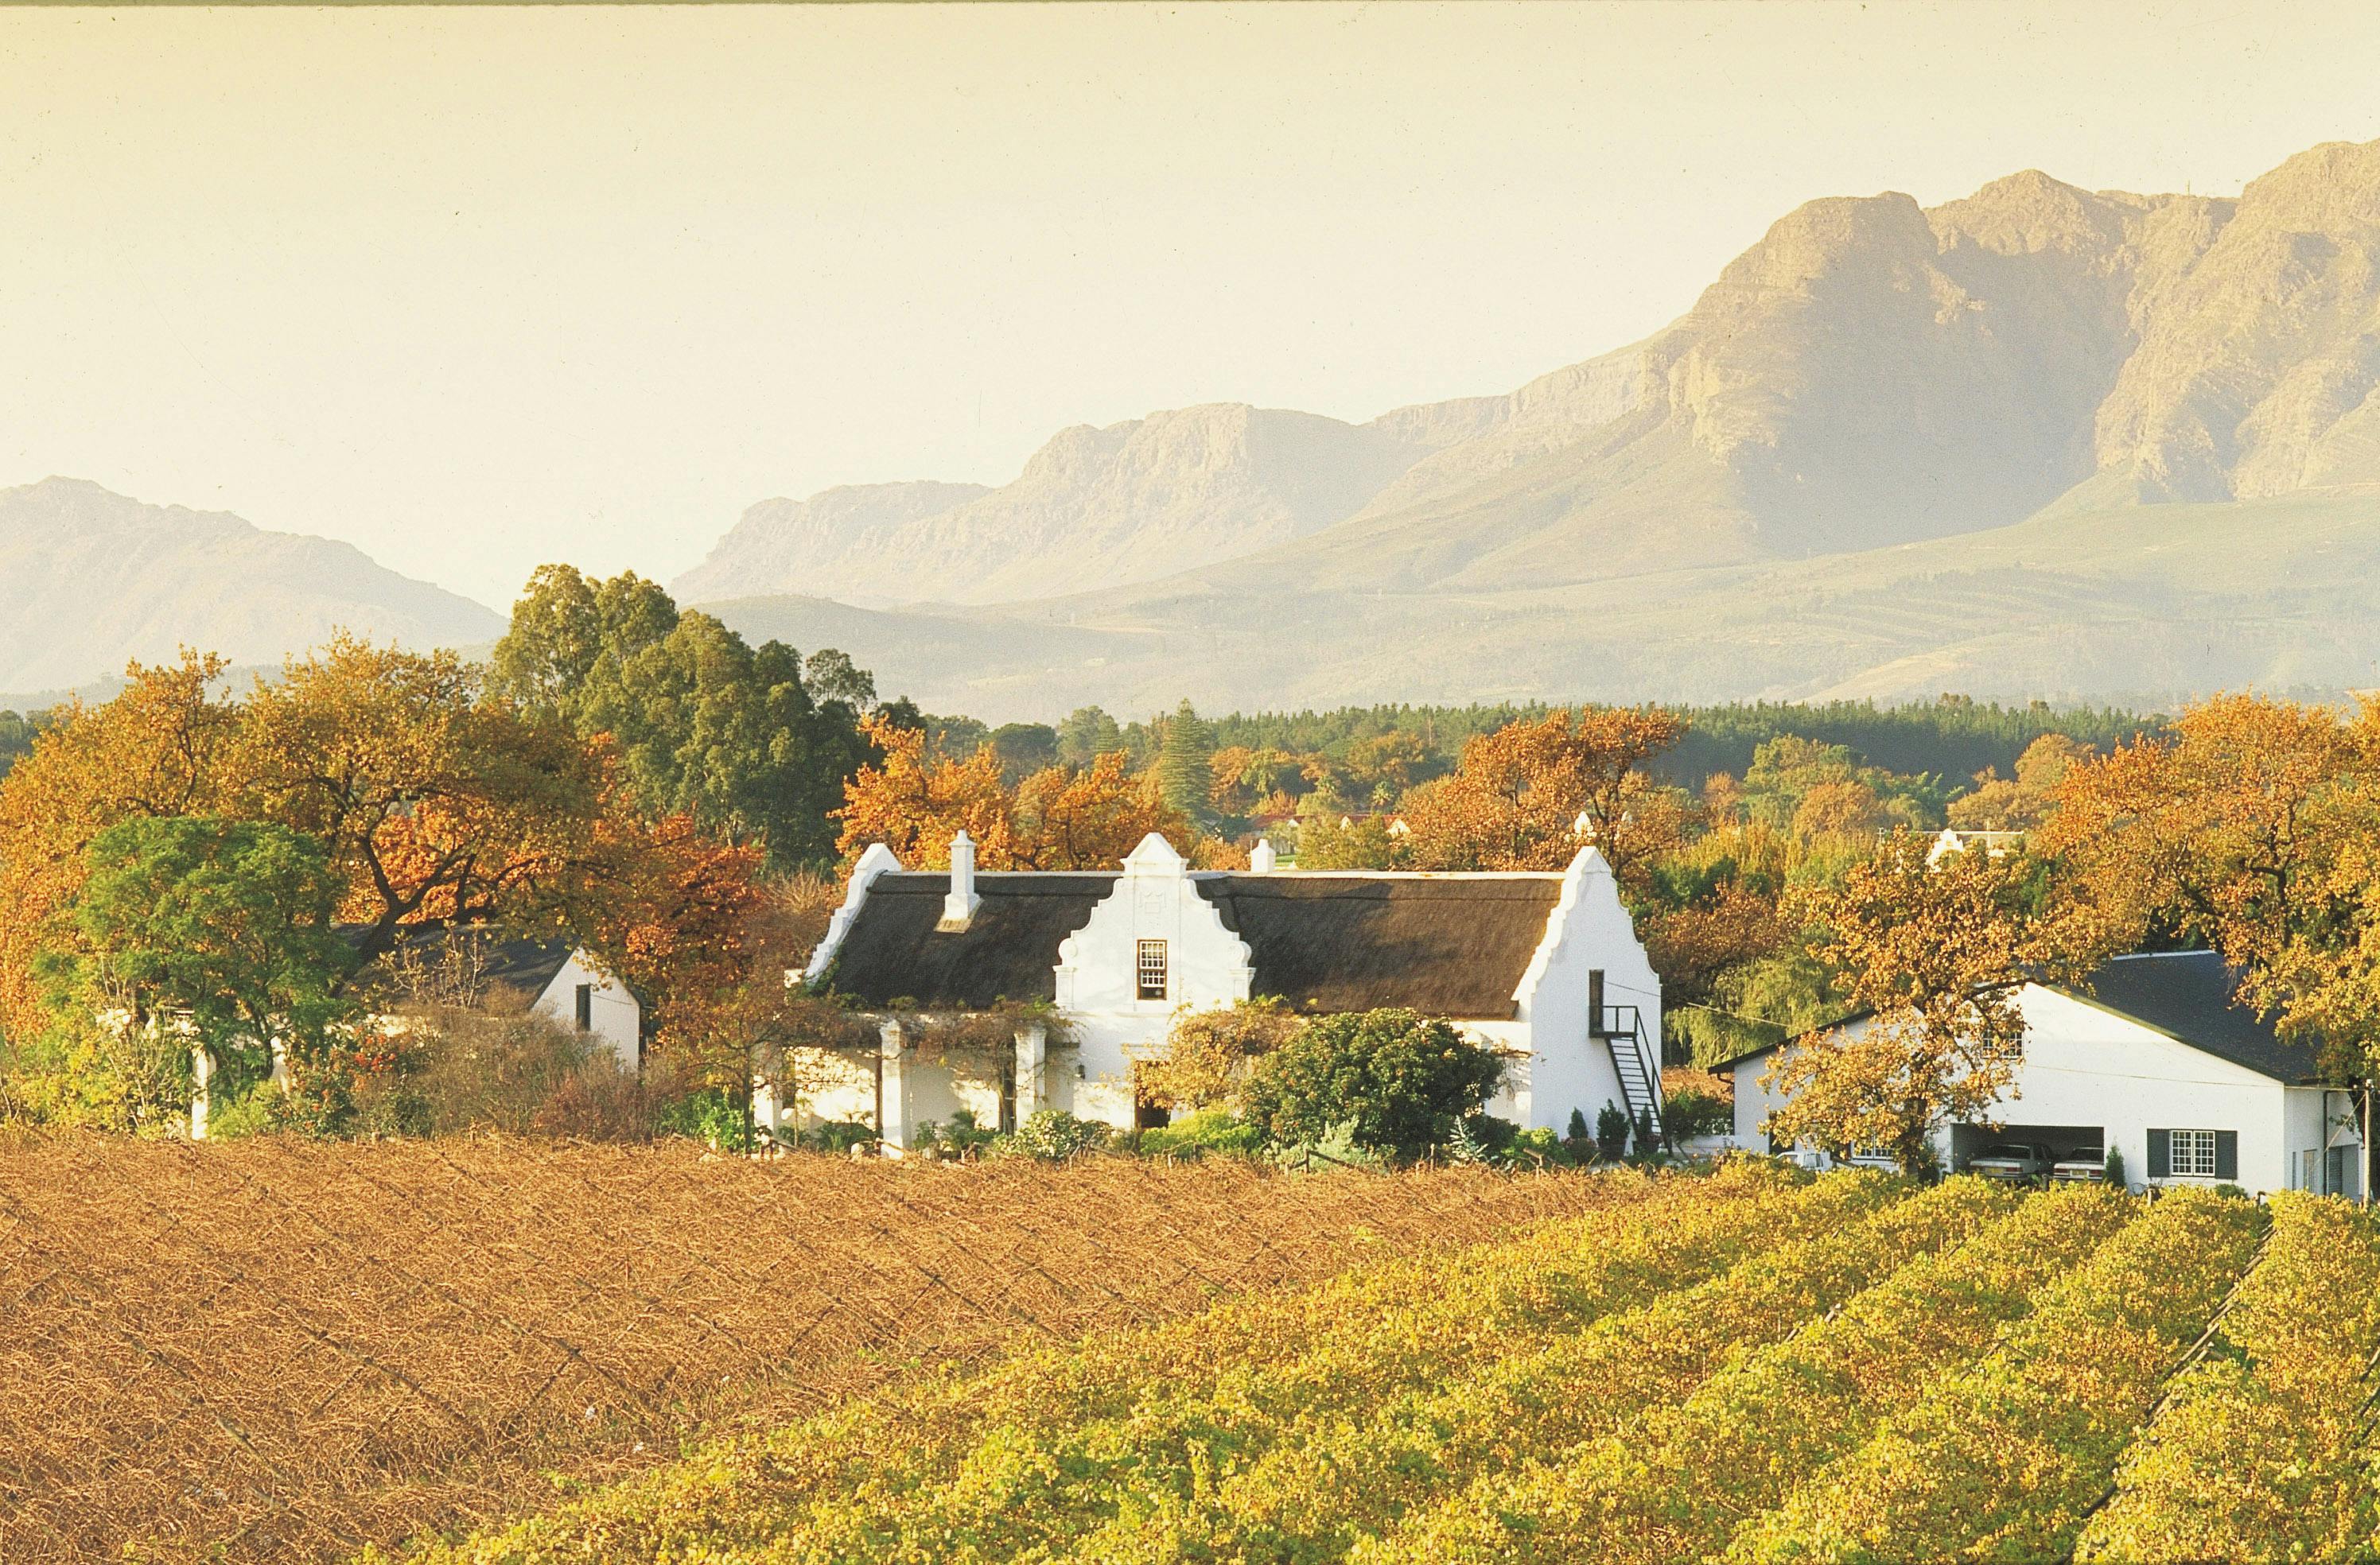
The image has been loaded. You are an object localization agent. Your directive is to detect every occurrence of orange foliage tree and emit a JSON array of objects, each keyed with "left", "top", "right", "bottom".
[
  {"left": 2036, "top": 693, "right": 2366, "bottom": 981},
  {"left": 1764, "top": 829, "right": 2085, "bottom": 1171},
  {"left": 834, "top": 715, "right": 1201, "bottom": 870},
  {"left": 224, "top": 638, "right": 608, "bottom": 969},
  {"left": 2038, "top": 693, "right": 2380, "bottom": 1075},
  {"left": 1398, "top": 706, "right": 1690, "bottom": 884}
]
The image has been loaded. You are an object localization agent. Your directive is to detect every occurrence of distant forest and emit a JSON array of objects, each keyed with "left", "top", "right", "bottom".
[
  {"left": 926, "top": 697, "right": 2165, "bottom": 798},
  {"left": 2, "top": 687, "right": 2164, "bottom": 806}
]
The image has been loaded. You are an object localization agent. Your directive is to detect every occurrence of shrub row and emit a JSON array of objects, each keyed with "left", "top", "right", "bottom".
[
  {"left": 1735, "top": 1185, "right": 2266, "bottom": 1563},
  {"left": 1363, "top": 1180, "right": 2138, "bottom": 1564},
  {"left": 771, "top": 1162, "right": 1865, "bottom": 1563},
  {"left": 2076, "top": 1192, "right": 2380, "bottom": 1563},
  {"left": 1065, "top": 1175, "right": 2015, "bottom": 1563}
]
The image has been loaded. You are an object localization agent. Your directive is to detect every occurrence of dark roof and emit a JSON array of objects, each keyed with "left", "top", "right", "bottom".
[
  {"left": 348, "top": 922, "right": 578, "bottom": 1001},
  {"left": 1720, "top": 950, "right": 2322, "bottom": 1085},
  {"left": 1195, "top": 874, "right": 1561, "bottom": 1020},
  {"left": 825, "top": 872, "right": 1118, "bottom": 1009},
  {"left": 2064, "top": 951, "right": 2322, "bottom": 1083}
]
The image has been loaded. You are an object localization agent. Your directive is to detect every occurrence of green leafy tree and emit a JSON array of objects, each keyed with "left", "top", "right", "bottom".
[
  {"left": 1241, "top": 1008, "right": 1507, "bottom": 1163},
  {"left": 33, "top": 816, "right": 355, "bottom": 1116},
  {"left": 990, "top": 723, "right": 1061, "bottom": 782},
  {"left": 491, "top": 565, "right": 877, "bottom": 871},
  {"left": 1058, "top": 705, "right": 1126, "bottom": 767},
  {"left": 1155, "top": 701, "right": 1217, "bottom": 825}
]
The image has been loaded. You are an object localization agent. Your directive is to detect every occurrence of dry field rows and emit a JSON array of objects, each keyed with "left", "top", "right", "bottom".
[{"left": 0, "top": 1136, "right": 1614, "bottom": 1563}]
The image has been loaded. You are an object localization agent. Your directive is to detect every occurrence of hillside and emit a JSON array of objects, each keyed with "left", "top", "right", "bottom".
[
  {"left": 706, "top": 485, "right": 2380, "bottom": 720},
  {"left": 0, "top": 478, "right": 504, "bottom": 692}
]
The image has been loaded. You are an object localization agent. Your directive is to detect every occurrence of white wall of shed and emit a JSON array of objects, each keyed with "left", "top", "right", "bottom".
[{"left": 532, "top": 950, "right": 640, "bottom": 1069}]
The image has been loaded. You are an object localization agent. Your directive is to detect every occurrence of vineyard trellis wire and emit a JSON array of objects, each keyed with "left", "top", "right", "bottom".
[{"left": 0, "top": 1133, "right": 1616, "bottom": 1563}]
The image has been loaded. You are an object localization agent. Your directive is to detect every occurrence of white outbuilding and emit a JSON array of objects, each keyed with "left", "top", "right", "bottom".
[
  {"left": 788, "top": 831, "right": 1666, "bottom": 1154},
  {"left": 1727, "top": 949, "right": 2364, "bottom": 1198}
]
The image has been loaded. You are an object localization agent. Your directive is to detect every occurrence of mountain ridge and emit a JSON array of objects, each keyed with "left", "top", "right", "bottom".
[{"left": 0, "top": 477, "right": 505, "bottom": 693}]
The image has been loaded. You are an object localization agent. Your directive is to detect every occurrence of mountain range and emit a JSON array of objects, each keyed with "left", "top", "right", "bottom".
[
  {"left": 12, "top": 137, "right": 2380, "bottom": 720},
  {"left": 676, "top": 137, "right": 2380, "bottom": 718}
]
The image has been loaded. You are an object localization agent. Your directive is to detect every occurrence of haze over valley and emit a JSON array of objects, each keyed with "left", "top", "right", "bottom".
[{"left": 20, "top": 136, "right": 2380, "bottom": 720}]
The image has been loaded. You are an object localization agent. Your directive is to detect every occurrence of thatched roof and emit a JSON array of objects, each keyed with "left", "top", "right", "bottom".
[
  {"left": 823, "top": 871, "right": 1118, "bottom": 1009},
  {"left": 1195, "top": 875, "right": 1561, "bottom": 1019},
  {"left": 822, "top": 868, "right": 1566, "bottom": 1019}
]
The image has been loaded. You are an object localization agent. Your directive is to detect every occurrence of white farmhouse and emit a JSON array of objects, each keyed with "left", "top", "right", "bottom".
[
  {"left": 787, "top": 830, "right": 1664, "bottom": 1153},
  {"left": 1727, "top": 950, "right": 2364, "bottom": 1198}
]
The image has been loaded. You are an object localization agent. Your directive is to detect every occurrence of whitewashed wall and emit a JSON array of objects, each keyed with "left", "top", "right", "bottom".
[
  {"left": 1054, "top": 833, "right": 1254, "bottom": 1130},
  {"left": 1735, "top": 988, "right": 2355, "bottom": 1197},
  {"left": 1511, "top": 848, "right": 1657, "bottom": 1136},
  {"left": 531, "top": 950, "right": 640, "bottom": 1069}
]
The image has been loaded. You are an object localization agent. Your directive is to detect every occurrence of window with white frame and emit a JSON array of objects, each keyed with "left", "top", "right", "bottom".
[
  {"left": 2167, "top": 1128, "right": 2219, "bottom": 1177},
  {"left": 1137, "top": 939, "right": 1169, "bottom": 1001}
]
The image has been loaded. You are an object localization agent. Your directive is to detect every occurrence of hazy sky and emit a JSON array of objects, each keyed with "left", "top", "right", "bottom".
[{"left": 4, "top": 2, "right": 2378, "bottom": 609}]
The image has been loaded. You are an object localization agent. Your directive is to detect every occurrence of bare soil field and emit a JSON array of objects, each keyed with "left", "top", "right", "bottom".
[{"left": 0, "top": 1135, "right": 1615, "bottom": 1563}]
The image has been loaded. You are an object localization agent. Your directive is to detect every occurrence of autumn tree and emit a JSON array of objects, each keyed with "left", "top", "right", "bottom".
[
  {"left": 834, "top": 714, "right": 1198, "bottom": 871},
  {"left": 1398, "top": 705, "right": 1690, "bottom": 885},
  {"left": 1008, "top": 753, "right": 1187, "bottom": 870},
  {"left": 2036, "top": 694, "right": 2367, "bottom": 977},
  {"left": 2036, "top": 695, "right": 2380, "bottom": 1099},
  {"left": 1947, "top": 733, "right": 2093, "bottom": 831},
  {"left": 225, "top": 637, "right": 606, "bottom": 970},
  {"left": 833, "top": 715, "right": 1013, "bottom": 868},
  {"left": 0, "top": 652, "right": 240, "bottom": 1039},
  {"left": 1763, "top": 829, "right": 2082, "bottom": 1172},
  {"left": 1131, "top": 998, "right": 1301, "bottom": 1113}
]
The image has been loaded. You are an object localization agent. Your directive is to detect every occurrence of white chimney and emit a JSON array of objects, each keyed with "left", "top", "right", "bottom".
[
  {"left": 1250, "top": 838, "right": 1278, "bottom": 873},
  {"left": 939, "top": 829, "right": 982, "bottom": 930}
]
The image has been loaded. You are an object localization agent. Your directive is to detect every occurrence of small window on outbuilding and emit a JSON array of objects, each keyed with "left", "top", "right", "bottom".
[
  {"left": 574, "top": 983, "right": 593, "bottom": 1033},
  {"left": 1137, "top": 939, "right": 1169, "bottom": 1001}
]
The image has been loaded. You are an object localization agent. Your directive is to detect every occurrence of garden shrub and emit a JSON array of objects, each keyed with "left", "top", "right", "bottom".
[{"left": 1241, "top": 1008, "right": 1505, "bottom": 1163}]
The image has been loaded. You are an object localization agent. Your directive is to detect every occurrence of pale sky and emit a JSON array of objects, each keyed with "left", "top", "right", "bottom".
[{"left": 4, "top": 2, "right": 2378, "bottom": 609}]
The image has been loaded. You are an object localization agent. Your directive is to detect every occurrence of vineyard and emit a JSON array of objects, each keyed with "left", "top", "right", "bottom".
[
  {"left": 427, "top": 1164, "right": 2380, "bottom": 1565},
  {"left": 0, "top": 1136, "right": 1613, "bottom": 1563}
]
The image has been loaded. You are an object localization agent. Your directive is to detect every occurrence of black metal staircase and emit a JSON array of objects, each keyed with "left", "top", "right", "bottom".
[{"left": 1589, "top": 969, "right": 1663, "bottom": 1150}]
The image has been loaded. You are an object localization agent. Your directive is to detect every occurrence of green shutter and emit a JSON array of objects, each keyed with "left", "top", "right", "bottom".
[
  {"left": 2215, "top": 1130, "right": 2238, "bottom": 1182},
  {"left": 2148, "top": 1128, "right": 2171, "bottom": 1179}
]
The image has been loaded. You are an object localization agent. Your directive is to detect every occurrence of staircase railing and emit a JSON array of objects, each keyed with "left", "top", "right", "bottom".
[{"left": 1593, "top": 1003, "right": 1665, "bottom": 1150}]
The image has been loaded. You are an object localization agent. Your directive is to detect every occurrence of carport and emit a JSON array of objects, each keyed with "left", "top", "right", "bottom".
[{"left": 1951, "top": 1122, "right": 2103, "bottom": 1171}]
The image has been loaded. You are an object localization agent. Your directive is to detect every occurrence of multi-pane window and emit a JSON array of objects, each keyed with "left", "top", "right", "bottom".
[
  {"left": 2168, "top": 1128, "right": 2218, "bottom": 1177},
  {"left": 1137, "top": 939, "right": 1169, "bottom": 1001},
  {"left": 2149, "top": 1127, "right": 2234, "bottom": 1179}
]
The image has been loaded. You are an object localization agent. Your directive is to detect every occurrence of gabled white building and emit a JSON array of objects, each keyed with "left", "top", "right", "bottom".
[
  {"left": 789, "top": 831, "right": 1664, "bottom": 1153},
  {"left": 188, "top": 925, "right": 641, "bottom": 1138},
  {"left": 1728, "top": 950, "right": 2363, "bottom": 1198}
]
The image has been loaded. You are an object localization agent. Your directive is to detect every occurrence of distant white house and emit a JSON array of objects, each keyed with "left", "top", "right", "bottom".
[
  {"left": 185, "top": 924, "right": 642, "bottom": 1139},
  {"left": 788, "top": 830, "right": 1665, "bottom": 1154},
  {"left": 1727, "top": 950, "right": 2363, "bottom": 1198},
  {"left": 1926, "top": 827, "right": 2024, "bottom": 865}
]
